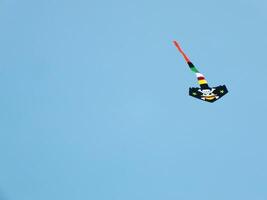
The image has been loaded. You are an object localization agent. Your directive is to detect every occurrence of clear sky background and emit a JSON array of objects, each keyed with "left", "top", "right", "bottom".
[{"left": 0, "top": 0, "right": 267, "bottom": 199}]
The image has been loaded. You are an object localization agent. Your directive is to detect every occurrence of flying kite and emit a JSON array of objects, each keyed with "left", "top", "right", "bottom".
[{"left": 173, "top": 41, "right": 228, "bottom": 103}]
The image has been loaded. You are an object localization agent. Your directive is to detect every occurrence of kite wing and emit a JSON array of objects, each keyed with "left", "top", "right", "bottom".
[{"left": 189, "top": 85, "right": 228, "bottom": 103}]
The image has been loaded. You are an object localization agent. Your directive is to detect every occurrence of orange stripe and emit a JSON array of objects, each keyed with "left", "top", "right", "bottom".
[{"left": 173, "top": 41, "right": 190, "bottom": 62}]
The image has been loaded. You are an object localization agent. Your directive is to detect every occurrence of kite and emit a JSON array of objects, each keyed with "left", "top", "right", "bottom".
[{"left": 173, "top": 41, "right": 228, "bottom": 103}]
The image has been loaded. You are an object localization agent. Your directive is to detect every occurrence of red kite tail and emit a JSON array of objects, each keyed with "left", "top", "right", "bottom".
[{"left": 173, "top": 40, "right": 190, "bottom": 63}]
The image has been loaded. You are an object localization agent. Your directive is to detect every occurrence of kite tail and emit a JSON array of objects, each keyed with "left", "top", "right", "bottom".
[{"left": 173, "top": 41, "right": 209, "bottom": 89}]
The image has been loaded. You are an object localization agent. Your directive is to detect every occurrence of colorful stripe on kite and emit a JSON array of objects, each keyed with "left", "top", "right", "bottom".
[{"left": 173, "top": 41, "right": 209, "bottom": 88}]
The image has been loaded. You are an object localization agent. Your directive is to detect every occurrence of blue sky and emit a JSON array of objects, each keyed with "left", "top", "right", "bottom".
[{"left": 1, "top": 0, "right": 267, "bottom": 199}]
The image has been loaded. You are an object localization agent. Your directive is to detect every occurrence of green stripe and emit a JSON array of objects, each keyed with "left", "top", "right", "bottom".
[
  {"left": 188, "top": 62, "right": 199, "bottom": 73},
  {"left": 191, "top": 67, "right": 199, "bottom": 73}
]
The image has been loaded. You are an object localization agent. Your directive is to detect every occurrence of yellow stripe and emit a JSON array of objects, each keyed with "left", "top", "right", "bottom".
[{"left": 198, "top": 80, "right": 208, "bottom": 85}]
